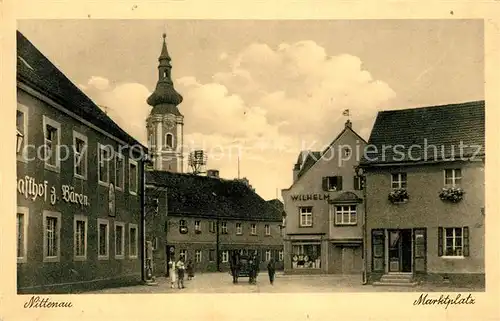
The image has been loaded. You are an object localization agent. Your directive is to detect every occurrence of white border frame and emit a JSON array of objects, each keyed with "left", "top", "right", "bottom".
[
  {"left": 97, "top": 218, "right": 110, "bottom": 260},
  {"left": 73, "top": 214, "right": 88, "bottom": 261},
  {"left": 16, "top": 206, "right": 29, "bottom": 263},
  {"left": 42, "top": 210, "right": 61, "bottom": 263},
  {"left": 73, "top": 130, "right": 88, "bottom": 180},
  {"left": 42, "top": 115, "right": 61, "bottom": 173}
]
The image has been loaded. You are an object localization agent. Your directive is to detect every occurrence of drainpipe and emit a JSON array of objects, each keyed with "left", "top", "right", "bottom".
[
  {"left": 140, "top": 154, "right": 147, "bottom": 283},
  {"left": 361, "top": 168, "right": 368, "bottom": 285}
]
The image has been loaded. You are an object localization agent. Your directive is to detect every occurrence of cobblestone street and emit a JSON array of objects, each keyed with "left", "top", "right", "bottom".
[{"left": 84, "top": 272, "right": 484, "bottom": 294}]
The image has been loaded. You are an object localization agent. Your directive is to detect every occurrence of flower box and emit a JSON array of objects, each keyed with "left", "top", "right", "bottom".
[
  {"left": 439, "top": 187, "right": 464, "bottom": 203},
  {"left": 388, "top": 188, "right": 409, "bottom": 204}
]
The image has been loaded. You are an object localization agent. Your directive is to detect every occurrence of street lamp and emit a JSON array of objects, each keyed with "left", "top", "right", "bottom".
[{"left": 16, "top": 130, "right": 24, "bottom": 155}]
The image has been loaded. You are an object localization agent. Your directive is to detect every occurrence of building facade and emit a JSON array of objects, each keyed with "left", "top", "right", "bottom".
[
  {"left": 361, "top": 101, "right": 485, "bottom": 286},
  {"left": 282, "top": 120, "right": 367, "bottom": 274},
  {"left": 146, "top": 171, "right": 284, "bottom": 276},
  {"left": 16, "top": 31, "right": 147, "bottom": 293}
]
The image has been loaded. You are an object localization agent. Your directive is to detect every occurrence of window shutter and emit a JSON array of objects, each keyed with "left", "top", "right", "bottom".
[
  {"left": 322, "top": 177, "right": 328, "bottom": 191},
  {"left": 353, "top": 176, "right": 359, "bottom": 190},
  {"left": 337, "top": 176, "right": 343, "bottom": 191},
  {"left": 463, "top": 226, "right": 470, "bottom": 257},
  {"left": 438, "top": 227, "right": 443, "bottom": 257}
]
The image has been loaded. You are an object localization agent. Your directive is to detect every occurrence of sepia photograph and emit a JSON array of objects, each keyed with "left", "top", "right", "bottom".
[{"left": 14, "top": 19, "right": 486, "bottom": 296}]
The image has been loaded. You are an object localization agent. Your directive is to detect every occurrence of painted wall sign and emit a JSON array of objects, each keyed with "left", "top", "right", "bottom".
[
  {"left": 290, "top": 194, "right": 330, "bottom": 201},
  {"left": 17, "top": 175, "right": 89, "bottom": 206}
]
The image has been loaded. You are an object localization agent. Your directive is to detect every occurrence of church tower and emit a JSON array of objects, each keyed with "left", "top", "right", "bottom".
[{"left": 146, "top": 33, "right": 184, "bottom": 172}]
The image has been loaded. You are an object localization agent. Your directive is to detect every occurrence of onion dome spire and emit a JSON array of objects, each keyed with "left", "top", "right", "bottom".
[{"left": 147, "top": 32, "right": 183, "bottom": 115}]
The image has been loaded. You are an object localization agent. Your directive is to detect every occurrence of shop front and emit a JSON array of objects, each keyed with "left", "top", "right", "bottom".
[{"left": 291, "top": 242, "right": 322, "bottom": 270}]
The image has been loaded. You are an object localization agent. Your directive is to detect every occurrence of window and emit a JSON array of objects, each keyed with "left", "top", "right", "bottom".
[
  {"left": 354, "top": 176, "right": 364, "bottom": 190},
  {"left": 129, "top": 159, "right": 138, "bottom": 195},
  {"left": 291, "top": 243, "right": 321, "bottom": 269},
  {"left": 98, "top": 144, "right": 111, "bottom": 185},
  {"left": 43, "top": 116, "right": 61, "bottom": 171},
  {"left": 16, "top": 207, "right": 29, "bottom": 263},
  {"left": 195, "top": 250, "right": 202, "bottom": 263},
  {"left": 322, "top": 176, "right": 343, "bottom": 191},
  {"left": 299, "top": 207, "right": 313, "bottom": 227},
  {"left": 43, "top": 211, "right": 61, "bottom": 262},
  {"left": 194, "top": 220, "right": 201, "bottom": 233},
  {"left": 343, "top": 147, "right": 351, "bottom": 157},
  {"left": 335, "top": 205, "right": 357, "bottom": 225},
  {"left": 266, "top": 250, "right": 272, "bottom": 261},
  {"left": 209, "top": 249, "right": 215, "bottom": 262},
  {"left": 391, "top": 173, "right": 407, "bottom": 189},
  {"left": 180, "top": 249, "right": 187, "bottom": 260},
  {"left": 444, "top": 169, "right": 462, "bottom": 186},
  {"left": 129, "top": 224, "right": 138, "bottom": 258},
  {"left": 115, "top": 153, "right": 124, "bottom": 190},
  {"left": 439, "top": 227, "right": 469, "bottom": 257},
  {"left": 165, "top": 133, "right": 174, "bottom": 149},
  {"left": 251, "top": 224, "right": 257, "bottom": 235},
  {"left": 279, "top": 250, "right": 284, "bottom": 262},
  {"left": 17, "top": 104, "right": 28, "bottom": 161},
  {"left": 73, "top": 131, "right": 88, "bottom": 179},
  {"left": 209, "top": 221, "right": 216, "bottom": 233},
  {"left": 179, "top": 219, "right": 188, "bottom": 234},
  {"left": 222, "top": 250, "right": 229, "bottom": 263},
  {"left": 74, "top": 215, "right": 88, "bottom": 261},
  {"left": 115, "top": 222, "right": 125, "bottom": 259},
  {"left": 221, "top": 221, "right": 228, "bottom": 234},
  {"left": 265, "top": 224, "right": 271, "bottom": 236},
  {"left": 236, "top": 223, "right": 242, "bottom": 235},
  {"left": 98, "top": 219, "right": 109, "bottom": 260}
]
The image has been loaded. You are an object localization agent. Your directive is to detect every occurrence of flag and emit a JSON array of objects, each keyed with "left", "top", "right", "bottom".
[{"left": 342, "top": 109, "right": 350, "bottom": 116}]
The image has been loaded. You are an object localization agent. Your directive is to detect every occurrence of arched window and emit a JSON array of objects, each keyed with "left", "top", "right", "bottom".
[{"left": 164, "top": 133, "right": 174, "bottom": 149}]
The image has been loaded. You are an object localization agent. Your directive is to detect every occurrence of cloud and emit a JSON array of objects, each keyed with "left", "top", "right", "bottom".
[{"left": 87, "top": 76, "right": 110, "bottom": 91}]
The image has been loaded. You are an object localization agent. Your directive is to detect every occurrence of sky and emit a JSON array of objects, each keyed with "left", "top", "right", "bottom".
[{"left": 17, "top": 19, "right": 484, "bottom": 201}]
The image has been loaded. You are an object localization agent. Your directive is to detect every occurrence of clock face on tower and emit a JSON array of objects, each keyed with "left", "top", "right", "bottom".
[{"left": 165, "top": 119, "right": 175, "bottom": 130}]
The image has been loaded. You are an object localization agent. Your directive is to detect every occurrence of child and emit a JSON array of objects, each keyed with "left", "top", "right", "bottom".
[
  {"left": 168, "top": 259, "right": 177, "bottom": 289},
  {"left": 176, "top": 256, "right": 186, "bottom": 289},
  {"left": 187, "top": 260, "right": 194, "bottom": 280}
]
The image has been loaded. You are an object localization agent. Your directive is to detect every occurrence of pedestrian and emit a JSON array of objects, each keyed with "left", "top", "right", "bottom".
[
  {"left": 176, "top": 256, "right": 186, "bottom": 289},
  {"left": 186, "top": 260, "right": 194, "bottom": 280},
  {"left": 267, "top": 258, "right": 276, "bottom": 285},
  {"left": 168, "top": 259, "right": 177, "bottom": 289},
  {"left": 248, "top": 256, "right": 254, "bottom": 284}
]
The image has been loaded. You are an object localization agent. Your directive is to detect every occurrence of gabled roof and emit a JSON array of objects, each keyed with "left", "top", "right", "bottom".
[
  {"left": 16, "top": 31, "right": 146, "bottom": 148},
  {"left": 360, "top": 100, "right": 485, "bottom": 166},
  {"left": 296, "top": 151, "right": 321, "bottom": 178},
  {"left": 146, "top": 171, "right": 282, "bottom": 222}
]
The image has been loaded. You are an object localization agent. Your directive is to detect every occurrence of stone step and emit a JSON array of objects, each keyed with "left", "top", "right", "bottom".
[
  {"left": 380, "top": 275, "right": 413, "bottom": 282},
  {"left": 380, "top": 277, "right": 414, "bottom": 283}
]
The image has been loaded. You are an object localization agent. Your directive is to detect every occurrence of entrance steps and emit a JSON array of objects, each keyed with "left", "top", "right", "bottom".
[{"left": 373, "top": 273, "right": 418, "bottom": 287}]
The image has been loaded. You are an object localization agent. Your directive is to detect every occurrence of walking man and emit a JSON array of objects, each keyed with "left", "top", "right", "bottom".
[{"left": 267, "top": 258, "right": 276, "bottom": 285}]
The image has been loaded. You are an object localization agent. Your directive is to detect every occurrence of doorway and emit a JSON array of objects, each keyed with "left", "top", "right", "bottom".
[{"left": 388, "top": 229, "right": 412, "bottom": 273}]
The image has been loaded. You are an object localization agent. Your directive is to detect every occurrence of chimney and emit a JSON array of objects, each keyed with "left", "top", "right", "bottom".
[
  {"left": 345, "top": 119, "right": 352, "bottom": 129},
  {"left": 207, "top": 169, "right": 219, "bottom": 178}
]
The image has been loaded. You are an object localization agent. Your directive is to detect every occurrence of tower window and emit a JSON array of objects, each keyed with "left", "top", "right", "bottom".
[
  {"left": 163, "top": 71, "right": 167, "bottom": 78},
  {"left": 164, "top": 133, "right": 174, "bottom": 149}
]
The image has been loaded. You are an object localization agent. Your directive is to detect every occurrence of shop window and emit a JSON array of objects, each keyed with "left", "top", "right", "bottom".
[
  {"left": 391, "top": 173, "right": 407, "bottom": 189},
  {"left": 322, "top": 176, "right": 342, "bottom": 191},
  {"left": 335, "top": 205, "right": 357, "bottom": 225},
  {"left": 371, "top": 229, "right": 385, "bottom": 272},
  {"left": 74, "top": 215, "right": 88, "bottom": 261},
  {"left": 439, "top": 226, "right": 469, "bottom": 257},
  {"left": 291, "top": 243, "right": 321, "bottom": 269}
]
